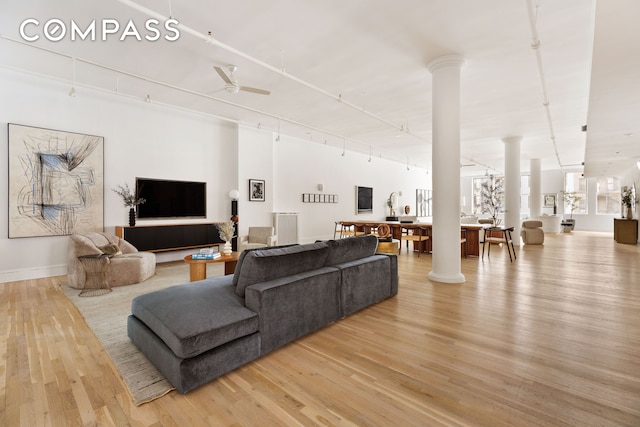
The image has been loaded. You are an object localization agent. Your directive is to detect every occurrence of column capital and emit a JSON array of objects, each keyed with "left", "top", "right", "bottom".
[
  {"left": 427, "top": 55, "right": 466, "bottom": 73},
  {"left": 502, "top": 135, "right": 523, "bottom": 144}
]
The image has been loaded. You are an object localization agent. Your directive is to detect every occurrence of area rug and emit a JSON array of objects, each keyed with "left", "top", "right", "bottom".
[{"left": 60, "top": 262, "right": 225, "bottom": 405}]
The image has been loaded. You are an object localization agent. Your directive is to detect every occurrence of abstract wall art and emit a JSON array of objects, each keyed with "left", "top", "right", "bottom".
[{"left": 8, "top": 123, "right": 104, "bottom": 238}]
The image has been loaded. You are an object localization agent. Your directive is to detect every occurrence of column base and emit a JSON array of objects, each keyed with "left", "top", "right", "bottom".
[{"left": 428, "top": 271, "right": 465, "bottom": 284}]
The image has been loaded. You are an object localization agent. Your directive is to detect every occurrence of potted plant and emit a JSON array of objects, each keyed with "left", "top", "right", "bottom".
[
  {"left": 621, "top": 187, "right": 634, "bottom": 219},
  {"left": 561, "top": 191, "right": 582, "bottom": 231},
  {"left": 480, "top": 176, "right": 504, "bottom": 225},
  {"left": 113, "top": 183, "right": 145, "bottom": 226}
]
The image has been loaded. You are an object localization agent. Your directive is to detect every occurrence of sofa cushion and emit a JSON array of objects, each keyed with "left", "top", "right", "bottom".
[
  {"left": 99, "top": 243, "right": 122, "bottom": 256},
  {"left": 234, "top": 242, "right": 329, "bottom": 297},
  {"left": 324, "top": 235, "right": 378, "bottom": 266},
  {"left": 232, "top": 243, "right": 299, "bottom": 288},
  {"left": 131, "top": 275, "right": 258, "bottom": 359}
]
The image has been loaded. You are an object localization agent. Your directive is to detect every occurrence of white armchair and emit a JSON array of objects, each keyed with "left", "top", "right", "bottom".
[{"left": 239, "top": 227, "right": 278, "bottom": 252}]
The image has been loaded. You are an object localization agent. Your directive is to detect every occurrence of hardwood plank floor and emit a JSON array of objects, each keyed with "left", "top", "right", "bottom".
[{"left": 1, "top": 231, "right": 639, "bottom": 426}]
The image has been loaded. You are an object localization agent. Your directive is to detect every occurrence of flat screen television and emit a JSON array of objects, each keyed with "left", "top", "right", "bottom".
[
  {"left": 356, "top": 185, "right": 373, "bottom": 214},
  {"left": 136, "top": 178, "right": 206, "bottom": 219}
]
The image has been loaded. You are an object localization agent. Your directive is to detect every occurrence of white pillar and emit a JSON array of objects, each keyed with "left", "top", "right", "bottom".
[
  {"left": 503, "top": 136, "right": 522, "bottom": 246},
  {"left": 530, "top": 158, "right": 541, "bottom": 219},
  {"left": 427, "top": 55, "right": 465, "bottom": 284}
]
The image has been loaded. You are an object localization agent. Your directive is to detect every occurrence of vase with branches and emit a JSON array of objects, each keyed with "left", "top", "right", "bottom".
[
  {"left": 112, "top": 183, "right": 145, "bottom": 226},
  {"left": 621, "top": 187, "right": 634, "bottom": 219},
  {"left": 216, "top": 221, "right": 236, "bottom": 255},
  {"left": 480, "top": 176, "right": 504, "bottom": 225}
]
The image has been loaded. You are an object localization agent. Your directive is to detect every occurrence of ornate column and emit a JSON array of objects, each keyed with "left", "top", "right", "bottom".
[
  {"left": 427, "top": 55, "right": 465, "bottom": 284},
  {"left": 503, "top": 136, "right": 522, "bottom": 245}
]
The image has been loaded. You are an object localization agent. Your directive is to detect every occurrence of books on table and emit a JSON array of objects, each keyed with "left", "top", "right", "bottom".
[{"left": 191, "top": 252, "right": 221, "bottom": 260}]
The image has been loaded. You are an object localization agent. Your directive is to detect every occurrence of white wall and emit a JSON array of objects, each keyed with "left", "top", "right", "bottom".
[
  {"left": 234, "top": 128, "right": 433, "bottom": 244},
  {"left": 236, "top": 126, "right": 274, "bottom": 234},
  {"left": 272, "top": 135, "right": 432, "bottom": 243},
  {"left": 0, "top": 68, "right": 237, "bottom": 282}
]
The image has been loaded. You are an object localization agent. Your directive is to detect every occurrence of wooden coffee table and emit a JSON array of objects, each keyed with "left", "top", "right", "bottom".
[{"left": 183, "top": 252, "right": 240, "bottom": 282}]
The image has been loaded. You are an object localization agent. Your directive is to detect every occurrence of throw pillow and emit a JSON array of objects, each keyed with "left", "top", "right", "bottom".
[{"left": 99, "top": 243, "right": 122, "bottom": 256}]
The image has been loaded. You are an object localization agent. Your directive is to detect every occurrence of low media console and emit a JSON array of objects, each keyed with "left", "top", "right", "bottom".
[{"left": 115, "top": 223, "right": 225, "bottom": 252}]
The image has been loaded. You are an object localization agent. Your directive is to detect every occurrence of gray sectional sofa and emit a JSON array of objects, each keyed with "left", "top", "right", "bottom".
[{"left": 127, "top": 235, "right": 398, "bottom": 393}]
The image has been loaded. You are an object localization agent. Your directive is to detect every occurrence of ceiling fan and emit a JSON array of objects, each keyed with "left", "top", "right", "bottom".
[{"left": 214, "top": 64, "right": 271, "bottom": 95}]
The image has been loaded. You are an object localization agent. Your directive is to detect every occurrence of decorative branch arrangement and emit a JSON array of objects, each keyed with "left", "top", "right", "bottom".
[
  {"left": 216, "top": 221, "right": 236, "bottom": 242},
  {"left": 112, "top": 183, "right": 145, "bottom": 208},
  {"left": 561, "top": 191, "right": 582, "bottom": 220},
  {"left": 480, "top": 176, "right": 504, "bottom": 225}
]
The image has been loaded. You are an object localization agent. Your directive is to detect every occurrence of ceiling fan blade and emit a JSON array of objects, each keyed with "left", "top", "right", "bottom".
[
  {"left": 214, "top": 66, "right": 232, "bottom": 84},
  {"left": 239, "top": 86, "right": 271, "bottom": 95}
]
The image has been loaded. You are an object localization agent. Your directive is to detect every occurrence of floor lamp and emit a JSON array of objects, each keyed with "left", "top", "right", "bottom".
[{"left": 229, "top": 190, "right": 239, "bottom": 251}]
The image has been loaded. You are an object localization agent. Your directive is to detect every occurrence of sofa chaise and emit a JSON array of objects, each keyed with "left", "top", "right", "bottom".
[{"left": 127, "top": 235, "right": 398, "bottom": 393}]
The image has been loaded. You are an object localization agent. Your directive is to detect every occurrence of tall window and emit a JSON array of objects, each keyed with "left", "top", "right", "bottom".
[
  {"left": 521, "top": 175, "right": 530, "bottom": 215},
  {"left": 596, "top": 176, "right": 621, "bottom": 215},
  {"left": 564, "top": 172, "right": 587, "bottom": 215}
]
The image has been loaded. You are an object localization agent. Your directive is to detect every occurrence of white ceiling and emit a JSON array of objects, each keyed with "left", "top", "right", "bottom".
[{"left": 1, "top": 0, "right": 639, "bottom": 177}]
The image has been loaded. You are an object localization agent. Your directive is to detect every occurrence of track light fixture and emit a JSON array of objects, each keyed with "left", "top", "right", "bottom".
[{"left": 145, "top": 94, "right": 151, "bottom": 103}]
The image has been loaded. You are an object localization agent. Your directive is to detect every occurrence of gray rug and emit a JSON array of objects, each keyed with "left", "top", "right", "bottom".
[{"left": 61, "top": 261, "right": 225, "bottom": 405}]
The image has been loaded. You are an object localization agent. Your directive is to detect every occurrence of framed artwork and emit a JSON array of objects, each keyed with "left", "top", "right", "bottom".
[
  {"left": 8, "top": 123, "right": 104, "bottom": 238},
  {"left": 249, "top": 179, "right": 265, "bottom": 202},
  {"left": 544, "top": 193, "right": 556, "bottom": 208},
  {"left": 416, "top": 189, "right": 431, "bottom": 217}
]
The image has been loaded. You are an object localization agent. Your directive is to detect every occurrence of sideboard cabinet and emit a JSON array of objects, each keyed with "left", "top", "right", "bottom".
[
  {"left": 116, "top": 223, "right": 225, "bottom": 252},
  {"left": 613, "top": 218, "right": 638, "bottom": 245}
]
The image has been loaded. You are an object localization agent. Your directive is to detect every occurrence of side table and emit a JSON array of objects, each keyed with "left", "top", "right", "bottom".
[
  {"left": 184, "top": 252, "right": 240, "bottom": 282},
  {"left": 77, "top": 254, "right": 112, "bottom": 296}
]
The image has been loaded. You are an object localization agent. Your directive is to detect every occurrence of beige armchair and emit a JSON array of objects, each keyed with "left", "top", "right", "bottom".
[
  {"left": 521, "top": 220, "right": 544, "bottom": 245},
  {"left": 67, "top": 232, "right": 156, "bottom": 289},
  {"left": 239, "top": 227, "right": 277, "bottom": 252}
]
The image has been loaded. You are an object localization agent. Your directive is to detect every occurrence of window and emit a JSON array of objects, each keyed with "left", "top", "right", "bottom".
[
  {"left": 596, "top": 176, "right": 621, "bottom": 215},
  {"left": 520, "top": 175, "right": 530, "bottom": 215},
  {"left": 563, "top": 172, "right": 587, "bottom": 215}
]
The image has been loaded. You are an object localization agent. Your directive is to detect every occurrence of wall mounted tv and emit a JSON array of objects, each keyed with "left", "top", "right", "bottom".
[
  {"left": 136, "top": 178, "right": 206, "bottom": 219},
  {"left": 356, "top": 185, "right": 373, "bottom": 214}
]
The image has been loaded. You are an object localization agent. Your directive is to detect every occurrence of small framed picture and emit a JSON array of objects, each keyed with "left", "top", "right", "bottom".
[
  {"left": 302, "top": 193, "right": 310, "bottom": 203},
  {"left": 544, "top": 193, "right": 556, "bottom": 208},
  {"left": 249, "top": 179, "right": 265, "bottom": 202}
]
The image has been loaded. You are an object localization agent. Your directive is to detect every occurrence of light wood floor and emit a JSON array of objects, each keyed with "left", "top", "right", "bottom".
[{"left": 1, "top": 231, "right": 639, "bottom": 426}]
